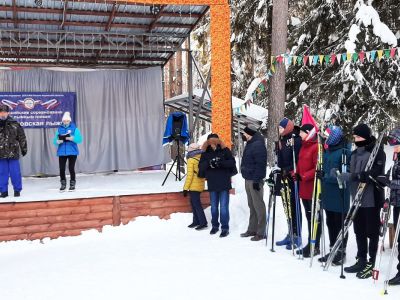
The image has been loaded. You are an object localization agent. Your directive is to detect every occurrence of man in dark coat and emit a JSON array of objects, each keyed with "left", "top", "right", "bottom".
[
  {"left": 336, "top": 124, "right": 385, "bottom": 279},
  {"left": 0, "top": 104, "right": 27, "bottom": 198},
  {"left": 199, "top": 134, "right": 237, "bottom": 238},
  {"left": 275, "top": 117, "right": 302, "bottom": 250},
  {"left": 240, "top": 125, "right": 267, "bottom": 241}
]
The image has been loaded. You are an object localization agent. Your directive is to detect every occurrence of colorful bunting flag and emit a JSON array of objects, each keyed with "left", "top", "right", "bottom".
[
  {"left": 346, "top": 52, "right": 352, "bottom": 61},
  {"left": 370, "top": 50, "right": 377, "bottom": 62},
  {"left": 384, "top": 49, "right": 391, "bottom": 59},
  {"left": 352, "top": 53, "right": 358, "bottom": 62},
  {"left": 336, "top": 54, "right": 342, "bottom": 65},
  {"left": 319, "top": 55, "right": 324, "bottom": 65},
  {"left": 309, "top": 55, "right": 314, "bottom": 66},
  {"left": 359, "top": 51, "right": 365, "bottom": 63},
  {"left": 365, "top": 51, "right": 371, "bottom": 62},
  {"left": 377, "top": 50, "right": 384, "bottom": 61},
  {"left": 331, "top": 54, "right": 337, "bottom": 65},
  {"left": 303, "top": 56, "right": 309, "bottom": 66},
  {"left": 390, "top": 48, "right": 396, "bottom": 59}
]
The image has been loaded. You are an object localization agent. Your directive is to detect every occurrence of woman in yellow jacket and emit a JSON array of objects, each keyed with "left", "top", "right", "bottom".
[{"left": 183, "top": 143, "right": 207, "bottom": 230}]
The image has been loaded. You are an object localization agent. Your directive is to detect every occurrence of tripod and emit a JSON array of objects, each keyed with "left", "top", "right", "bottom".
[{"left": 162, "top": 139, "right": 186, "bottom": 186}]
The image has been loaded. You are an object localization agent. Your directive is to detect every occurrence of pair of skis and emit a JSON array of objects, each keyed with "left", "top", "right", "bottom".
[{"left": 324, "top": 131, "right": 386, "bottom": 271}]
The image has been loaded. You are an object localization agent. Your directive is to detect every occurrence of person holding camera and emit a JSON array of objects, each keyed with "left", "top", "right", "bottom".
[
  {"left": 0, "top": 104, "right": 27, "bottom": 198},
  {"left": 240, "top": 125, "right": 267, "bottom": 241},
  {"left": 199, "top": 134, "right": 237, "bottom": 238},
  {"left": 53, "top": 112, "right": 82, "bottom": 192}
]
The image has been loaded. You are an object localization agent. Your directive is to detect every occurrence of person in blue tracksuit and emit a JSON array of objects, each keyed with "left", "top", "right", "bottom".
[
  {"left": 0, "top": 104, "right": 27, "bottom": 198},
  {"left": 53, "top": 112, "right": 82, "bottom": 192}
]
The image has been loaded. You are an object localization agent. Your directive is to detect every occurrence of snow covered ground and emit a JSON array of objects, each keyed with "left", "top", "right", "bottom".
[
  {"left": 0, "top": 176, "right": 399, "bottom": 299},
  {"left": 0, "top": 171, "right": 184, "bottom": 203}
]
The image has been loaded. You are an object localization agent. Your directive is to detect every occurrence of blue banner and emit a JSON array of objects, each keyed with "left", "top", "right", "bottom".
[{"left": 0, "top": 92, "right": 76, "bottom": 128}]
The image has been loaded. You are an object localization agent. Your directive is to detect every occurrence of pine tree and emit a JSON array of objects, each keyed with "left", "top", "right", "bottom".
[{"left": 287, "top": 0, "right": 399, "bottom": 133}]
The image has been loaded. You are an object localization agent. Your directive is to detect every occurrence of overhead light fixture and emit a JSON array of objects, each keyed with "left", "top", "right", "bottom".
[{"left": 150, "top": 5, "right": 162, "bottom": 15}]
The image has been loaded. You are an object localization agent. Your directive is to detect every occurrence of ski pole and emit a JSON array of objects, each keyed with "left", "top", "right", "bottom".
[{"left": 383, "top": 209, "right": 400, "bottom": 295}]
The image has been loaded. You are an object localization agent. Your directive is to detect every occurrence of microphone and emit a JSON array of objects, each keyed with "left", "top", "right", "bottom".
[{"left": 336, "top": 170, "right": 343, "bottom": 189}]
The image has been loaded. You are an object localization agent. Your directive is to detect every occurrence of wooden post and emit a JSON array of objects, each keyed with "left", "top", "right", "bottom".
[{"left": 112, "top": 196, "right": 121, "bottom": 226}]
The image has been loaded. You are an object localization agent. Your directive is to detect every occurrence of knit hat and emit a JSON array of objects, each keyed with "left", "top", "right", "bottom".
[
  {"left": 62, "top": 111, "right": 72, "bottom": 122},
  {"left": 207, "top": 133, "right": 219, "bottom": 140},
  {"left": 388, "top": 128, "right": 400, "bottom": 146},
  {"left": 300, "top": 124, "right": 314, "bottom": 134},
  {"left": 187, "top": 143, "right": 200, "bottom": 152},
  {"left": 243, "top": 125, "right": 257, "bottom": 136},
  {"left": 279, "top": 118, "right": 294, "bottom": 136},
  {"left": 0, "top": 104, "right": 9, "bottom": 112},
  {"left": 326, "top": 126, "right": 343, "bottom": 146},
  {"left": 353, "top": 124, "right": 371, "bottom": 140}
]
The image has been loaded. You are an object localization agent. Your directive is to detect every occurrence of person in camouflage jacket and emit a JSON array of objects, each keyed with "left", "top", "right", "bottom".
[{"left": 0, "top": 104, "right": 27, "bottom": 198}]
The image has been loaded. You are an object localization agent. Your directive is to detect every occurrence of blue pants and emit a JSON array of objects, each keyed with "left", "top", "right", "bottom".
[
  {"left": 189, "top": 191, "right": 207, "bottom": 226},
  {"left": 210, "top": 190, "right": 230, "bottom": 231},
  {"left": 0, "top": 159, "right": 22, "bottom": 193}
]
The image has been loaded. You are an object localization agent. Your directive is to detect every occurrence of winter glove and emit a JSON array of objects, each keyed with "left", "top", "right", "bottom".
[
  {"left": 183, "top": 190, "right": 188, "bottom": 197},
  {"left": 337, "top": 172, "right": 355, "bottom": 182},
  {"left": 316, "top": 170, "right": 324, "bottom": 180},
  {"left": 376, "top": 175, "right": 390, "bottom": 188},
  {"left": 330, "top": 168, "right": 339, "bottom": 178},
  {"left": 293, "top": 173, "right": 302, "bottom": 182},
  {"left": 56, "top": 140, "right": 63, "bottom": 145},
  {"left": 358, "top": 171, "right": 370, "bottom": 183},
  {"left": 266, "top": 177, "right": 275, "bottom": 187},
  {"left": 253, "top": 182, "right": 260, "bottom": 191}
]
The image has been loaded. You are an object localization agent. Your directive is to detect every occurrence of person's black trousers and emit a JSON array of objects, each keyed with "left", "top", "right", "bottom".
[
  {"left": 353, "top": 206, "right": 380, "bottom": 264},
  {"left": 393, "top": 207, "right": 400, "bottom": 274},
  {"left": 325, "top": 210, "right": 348, "bottom": 249},
  {"left": 59, "top": 155, "right": 77, "bottom": 181},
  {"left": 302, "top": 199, "right": 321, "bottom": 248},
  {"left": 189, "top": 191, "right": 207, "bottom": 226}
]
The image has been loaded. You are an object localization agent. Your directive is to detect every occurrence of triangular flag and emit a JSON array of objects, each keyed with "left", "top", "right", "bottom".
[
  {"left": 341, "top": 53, "right": 347, "bottom": 63},
  {"left": 287, "top": 55, "right": 293, "bottom": 65},
  {"left": 384, "top": 49, "right": 391, "bottom": 59},
  {"left": 268, "top": 70, "right": 273, "bottom": 77},
  {"left": 297, "top": 56, "right": 303, "bottom": 65},
  {"left": 324, "top": 55, "right": 330, "bottom": 64},
  {"left": 370, "top": 50, "right": 377, "bottom": 62},
  {"left": 359, "top": 51, "right": 365, "bottom": 62},
  {"left": 271, "top": 63, "right": 275, "bottom": 73},
  {"left": 319, "top": 55, "right": 324, "bottom": 65},
  {"left": 352, "top": 53, "right": 358, "bottom": 62},
  {"left": 377, "top": 50, "right": 384, "bottom": 61},
  {"left": 397, "top": 48, "right": 400, "bottom": 58},
  {"left": 331, "top": 54, "right": 337, "bottom": 65},
  {"left": 313, "top": 55, "right": 319, "bottom": 65},
  {"left": 303, "top": 56, "right": 309, "bottom": 66},
  {"left": 336, "top": 54, "right": 341, "bottom": 65},
  {"left": 276, "top": 55, "right": 284, "bottom": 64},
  {"left": 365, "top": 51, "right": 371, "bottom": 62},
  {"left": 293, "top": 56, "right": 298, "bottom": 66},
  {"left": 390, "top": 48, "right": 396, "bottom": 59},
  {"left": 309, "top": 55, "right": 314, "bottom": 66},
  {"left": 301, "top": 105, "right": 319, "bottom": 141},
  {"left": 346, "top": 52, "right": 352, "bottom": 61}
]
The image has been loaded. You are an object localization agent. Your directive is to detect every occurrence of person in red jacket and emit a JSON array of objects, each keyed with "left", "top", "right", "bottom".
[{"left": 295, "top": 124, "right": 320, "bottom": 257}]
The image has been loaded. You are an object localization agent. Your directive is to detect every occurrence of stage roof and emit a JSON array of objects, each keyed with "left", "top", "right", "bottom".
[{"left": 0, "top": 0, "right": 208, "bottom": 68}]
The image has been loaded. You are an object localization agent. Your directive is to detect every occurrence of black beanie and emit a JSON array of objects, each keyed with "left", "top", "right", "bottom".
[
  {"left": 243, "top": 125, "right": 257, "bottom": 136},
  {"left": 300, "top": 124, "right": 314, "bottom": 134},
  {"left": 0, "top": 104, "right": 9, "bottom": 112},
  {"left": 207, "top": 133, "right": 219, "bottom": 140},
  {"left": 353, "top": 124, "right": 371, "bottom": 140}
]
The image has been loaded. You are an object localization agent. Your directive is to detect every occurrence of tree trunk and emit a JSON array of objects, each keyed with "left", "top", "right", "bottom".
[{"left": 267, "top": 0, "right": 288, "bottom": 165}]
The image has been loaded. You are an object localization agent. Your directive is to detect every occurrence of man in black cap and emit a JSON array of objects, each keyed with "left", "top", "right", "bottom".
[
  {"left": 0, "top": 104, "right": 27, "bottom": 198},
  {"left": 240, "top": 125, "right": 267, "bottom": 241},
  {"left": 335, "top": 123, "right": 385, "bottom": 279}
]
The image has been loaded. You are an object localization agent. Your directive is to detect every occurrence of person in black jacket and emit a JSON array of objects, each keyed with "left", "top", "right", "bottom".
[
  {"left": 335, "top": 124, "right": 385, "bottom": 279},
  {"left": 240, "top": 125, "right": 267, "bottom": 241},
  {"left": 0, "top": 104, "right": 27, "bottom": 198},
  {"left": 275, "top": 117, "right": 302, "bottom": 250},
  {"left": 199, "top": 134, "right": 237, "bottom": 238},
  {"left": 387, "top": 128, "right": 400, "bottom": 286}
]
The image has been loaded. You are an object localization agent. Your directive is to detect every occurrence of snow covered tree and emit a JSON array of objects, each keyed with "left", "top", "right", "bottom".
[{"left": 287, "top": 0, "right": 399, "bottom": 133}]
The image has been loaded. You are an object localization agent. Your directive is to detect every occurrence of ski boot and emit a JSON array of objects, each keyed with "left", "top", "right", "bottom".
[
  {"left": 356, "top": 262, "right": 373, "bottom": 279},
  {"left": 286, "top": 235, "right": 301, "bottom": 250},
  {"left": 332, "top": 250, "right": 346, "bottom": 266},
  {"left": 276, "top": 234, "right": 291, "bottom": 246},
  {"left": 1, "top": 191, "right": 8, "bottom": 198},
  {"left": 14, "top": 191, "right": 20, "bottom": 197},
  {"left": 344, "top": 258, "right": 367, "bottom": 273},
  {"left": 388, "top": 273, "right": 400, "bottom": 286}
]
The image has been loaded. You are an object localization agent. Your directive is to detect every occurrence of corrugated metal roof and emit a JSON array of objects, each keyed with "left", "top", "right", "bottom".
[{"left": 0, "top": 1, "right": 209, "bottom": 68}]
